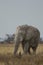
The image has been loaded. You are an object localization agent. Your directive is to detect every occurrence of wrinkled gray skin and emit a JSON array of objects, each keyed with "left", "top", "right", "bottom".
[{"left": 14, "top": 25, "right": 40, "bottom": 55}]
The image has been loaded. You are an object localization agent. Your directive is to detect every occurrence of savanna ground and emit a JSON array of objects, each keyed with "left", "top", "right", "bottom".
[{"left": 0, "top": 43, "right": 43, "bottom": 65}]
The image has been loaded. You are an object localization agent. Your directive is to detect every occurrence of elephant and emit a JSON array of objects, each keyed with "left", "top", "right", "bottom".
[{"left": 14, "top": 25, "right": 40, "bottom": 55}]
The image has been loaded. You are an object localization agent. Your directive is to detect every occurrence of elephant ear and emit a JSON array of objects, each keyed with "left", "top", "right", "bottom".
[
  {"left": 19, "top": 33, "right": 25, "bottom": 42},
  {"left": 18, "top": 30, "right": 26, "bottom": 41},
  {"left": 26, "top": 30, "right": 34, "bottom": 40},
  {"left": 20, "top": 36, "right": 23, "bottom": 41}
]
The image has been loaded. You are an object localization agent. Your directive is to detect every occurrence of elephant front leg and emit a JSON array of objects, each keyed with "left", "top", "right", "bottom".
[{"left": 24, "top": 42, "right": 29, "bottom": 54}]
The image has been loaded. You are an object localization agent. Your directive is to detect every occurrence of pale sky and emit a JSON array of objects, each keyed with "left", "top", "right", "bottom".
[{"left": 0, "top": 0, "right": 43, "bottom": 38}]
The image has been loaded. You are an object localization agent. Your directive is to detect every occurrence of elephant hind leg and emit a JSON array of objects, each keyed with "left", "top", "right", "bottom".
[{"left": 32, "top": 46, "right": 37, "bottom": 54}]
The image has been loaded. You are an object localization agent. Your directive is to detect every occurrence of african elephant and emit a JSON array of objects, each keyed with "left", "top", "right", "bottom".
[{"left": 14, "top": 25, "right": 40, "bottom": 55}]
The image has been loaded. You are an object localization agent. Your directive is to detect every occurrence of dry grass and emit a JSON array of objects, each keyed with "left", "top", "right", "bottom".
[
  {"left": 0, "top": 43, "right": 43, "bottom": 65},
  {"left": 0, "top": 43, "right": 43, "bottom": 54}
]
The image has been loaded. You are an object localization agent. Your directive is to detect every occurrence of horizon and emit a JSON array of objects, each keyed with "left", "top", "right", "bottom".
[{"left": 0, "top": 25, "right": 42, "bottom": 38}]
